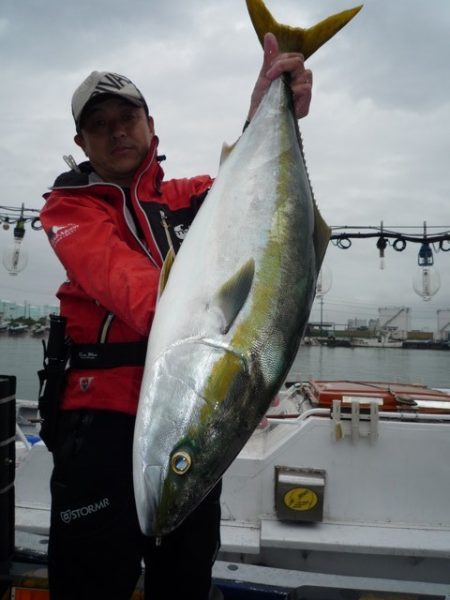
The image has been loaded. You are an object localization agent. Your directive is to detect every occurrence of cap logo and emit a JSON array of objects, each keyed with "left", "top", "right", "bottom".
[{"left": 91, "top": 73, "right": 135, "bottom": 97}]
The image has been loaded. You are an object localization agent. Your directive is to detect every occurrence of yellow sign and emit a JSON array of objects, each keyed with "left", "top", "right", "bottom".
[{"left": 284, "top": 487, "right": 318, "bottom": 511}]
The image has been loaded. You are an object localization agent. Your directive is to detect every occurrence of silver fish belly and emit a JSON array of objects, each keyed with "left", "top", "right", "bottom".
[{"left": 133, "top": 76, "right": 327, "bottom": 536}]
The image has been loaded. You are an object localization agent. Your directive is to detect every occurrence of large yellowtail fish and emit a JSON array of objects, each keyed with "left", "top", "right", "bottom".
[{"left": 133, "top": 0, "right": 362, "bottom": 536}]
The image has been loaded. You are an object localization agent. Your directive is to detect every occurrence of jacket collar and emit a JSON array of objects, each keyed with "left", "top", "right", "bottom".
[
  {"left": 50, "top": 135, "right": 164, "bottom": 193},
  {"left": 131, "top": 135, "right": 164, "bottom": 196}
]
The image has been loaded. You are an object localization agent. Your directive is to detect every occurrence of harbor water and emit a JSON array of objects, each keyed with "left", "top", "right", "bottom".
[{"left": 1, "top": 334, "right": 449, "bottom": 401}]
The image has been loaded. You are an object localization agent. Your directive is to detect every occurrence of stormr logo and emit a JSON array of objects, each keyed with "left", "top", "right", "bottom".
[
  {"left": 47, "top": 223, "right": 79, "bottom": 247},
  {"left": 60, "top": 498, "right": 110, "bottom": 524}
]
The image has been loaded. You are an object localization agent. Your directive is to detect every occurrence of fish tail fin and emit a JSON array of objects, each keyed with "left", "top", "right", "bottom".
[{"left": 246, "top": 0, "right": 362, "bottom": 59}]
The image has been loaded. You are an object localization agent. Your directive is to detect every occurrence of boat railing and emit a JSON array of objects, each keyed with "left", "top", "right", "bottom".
[{"left": 267, "top": 406, "right": 450, "bottom": 423}]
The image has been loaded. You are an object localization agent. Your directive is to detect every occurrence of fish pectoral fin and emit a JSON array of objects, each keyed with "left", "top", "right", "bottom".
[
  {"left": 158, "top": 247, "right": 176, "bottom": 300},
  {"left": 313, "top": 201, "right": 331, "bottom": 274},
  {"left": 210, "top": 258, "right": 255, "bottom": 334},
  {"left": 246, "top": 0, "right": 362, "bottom": 59}
]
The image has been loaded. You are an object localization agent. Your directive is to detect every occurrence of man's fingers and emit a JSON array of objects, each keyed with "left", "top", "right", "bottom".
[
  {"left": 263, "top": 32, "right": 280, "bottom": 69},
  {"left": 266, "top": 55, "right": 307, "bottom": 81}
]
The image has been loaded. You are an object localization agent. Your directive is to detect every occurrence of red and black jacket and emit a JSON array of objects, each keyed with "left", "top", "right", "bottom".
[{"left": 40, "top": 137, "right": 212, "bottom": 415}]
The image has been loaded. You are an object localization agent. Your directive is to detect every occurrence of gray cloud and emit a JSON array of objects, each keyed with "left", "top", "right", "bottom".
[{"left": 0, "top": 0, "right": 449, "bottom": 331}]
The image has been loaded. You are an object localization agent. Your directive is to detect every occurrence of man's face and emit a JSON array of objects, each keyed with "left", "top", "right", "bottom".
[{"left": 74, "top": 96, "right": 154, "bottom": 186}]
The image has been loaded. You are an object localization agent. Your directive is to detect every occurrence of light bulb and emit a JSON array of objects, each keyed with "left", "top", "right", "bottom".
[
  {"left": 2, "top": 237, "right": 28, "bottom": 275},
  {"left": 2, "top": 218, "right": 28, "bottom": 275},
  {"left": 376, "top": 235, "right": 387, "bottom": 271},
  {"left": 412, "top": 266, "right": 440, "bottom": 301}
]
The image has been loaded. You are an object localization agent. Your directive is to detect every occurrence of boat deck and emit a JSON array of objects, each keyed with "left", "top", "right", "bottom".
[{"left": 7, "top": 381, "right": 450, "bottom": 596}]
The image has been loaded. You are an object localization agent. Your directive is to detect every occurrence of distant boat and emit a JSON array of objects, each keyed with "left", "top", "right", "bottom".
[
  {"left": 0, "top": 321, "right": 9, "bottom": 333},
  {"left": 8, "top": 323, "right": 28, "bottom": 335},
  {"left": 351, "top": 331, "right": 403, "bottom": 348},
  {"left": 31, "top": 324, "right": 47, "bottom": 337}
]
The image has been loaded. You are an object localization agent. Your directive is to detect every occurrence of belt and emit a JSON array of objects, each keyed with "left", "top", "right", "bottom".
[{"left": 70, "top": 341, "right": 147, "bottom": 369}]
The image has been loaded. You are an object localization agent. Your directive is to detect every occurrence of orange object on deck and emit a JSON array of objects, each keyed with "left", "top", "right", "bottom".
[
  {"left": 11, "top": 590, "right": 49, "bottom": 600},
  {"left": 305, "top": 380, "right": 450, "bottom": 413}
]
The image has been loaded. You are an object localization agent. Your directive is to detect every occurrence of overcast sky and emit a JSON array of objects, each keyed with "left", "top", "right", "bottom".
[{"left": 1, "top": 0, "right": 449, "bottom": 332}]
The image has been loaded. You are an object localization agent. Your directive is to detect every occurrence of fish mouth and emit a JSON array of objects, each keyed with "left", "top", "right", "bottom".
[
  {"left": 136, "top": 464, "right": 164, "bottom": 536},
  {"left": 140, "top": 463, "right": 190, "bottom": 537}
]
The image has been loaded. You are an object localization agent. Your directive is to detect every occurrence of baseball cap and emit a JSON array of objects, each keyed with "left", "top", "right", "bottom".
[{"left": 72, "top": 71, "right": 149, "bottom": 129}]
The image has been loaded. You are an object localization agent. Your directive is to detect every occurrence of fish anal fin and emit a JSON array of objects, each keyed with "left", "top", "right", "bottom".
[
  {"left": 211, "top": 258, "right": 255, "bottom": 334},
  {"left": 246, "top": 0, "right": 362, "bottom": 59},
  {"left": 158, "top": 248, "right": 176, "bottom": 300}
]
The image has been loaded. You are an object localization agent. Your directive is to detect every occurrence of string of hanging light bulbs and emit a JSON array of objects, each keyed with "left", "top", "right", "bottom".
[
  {"left": 1, "top": 206, "right": 450, "bottom": 301},
  {"left": 329, "top": 222, "right": 450, "bottom": 301}
]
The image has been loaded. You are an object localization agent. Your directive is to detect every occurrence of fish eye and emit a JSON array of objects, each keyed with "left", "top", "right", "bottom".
[{"left": 171, "top": 450, "right": 192, "bottom": 475}]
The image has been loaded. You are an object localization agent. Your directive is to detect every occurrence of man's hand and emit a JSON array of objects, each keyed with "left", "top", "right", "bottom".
[{"left": 247, "top": 32, "right": 313, "bottom": 123}]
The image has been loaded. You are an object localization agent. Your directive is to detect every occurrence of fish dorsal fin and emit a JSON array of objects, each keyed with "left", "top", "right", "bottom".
[
  {"left": 210, "top": 258, "right": 255, "bottom": 334},
  {"left": 313, "top": 201, "right": 331, "bottom": 274},
  {"left": 158, "top": 247, "right": 176, "bottom": 300},
  {"left": 246, "top": 0, "right": 362, "bottom": 59},
  {"left": 219, "top": 140, "right": 238, "bottom": 166}
]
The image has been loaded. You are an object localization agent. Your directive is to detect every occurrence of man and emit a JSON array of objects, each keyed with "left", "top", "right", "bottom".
[{"left": 40, "top": 32, "right": 313, "bottom": 600}]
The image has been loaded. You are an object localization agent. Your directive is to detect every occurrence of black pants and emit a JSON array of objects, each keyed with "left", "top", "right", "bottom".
[{"left": 48, "top": 410, "right": 222, "bottom": 599}]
